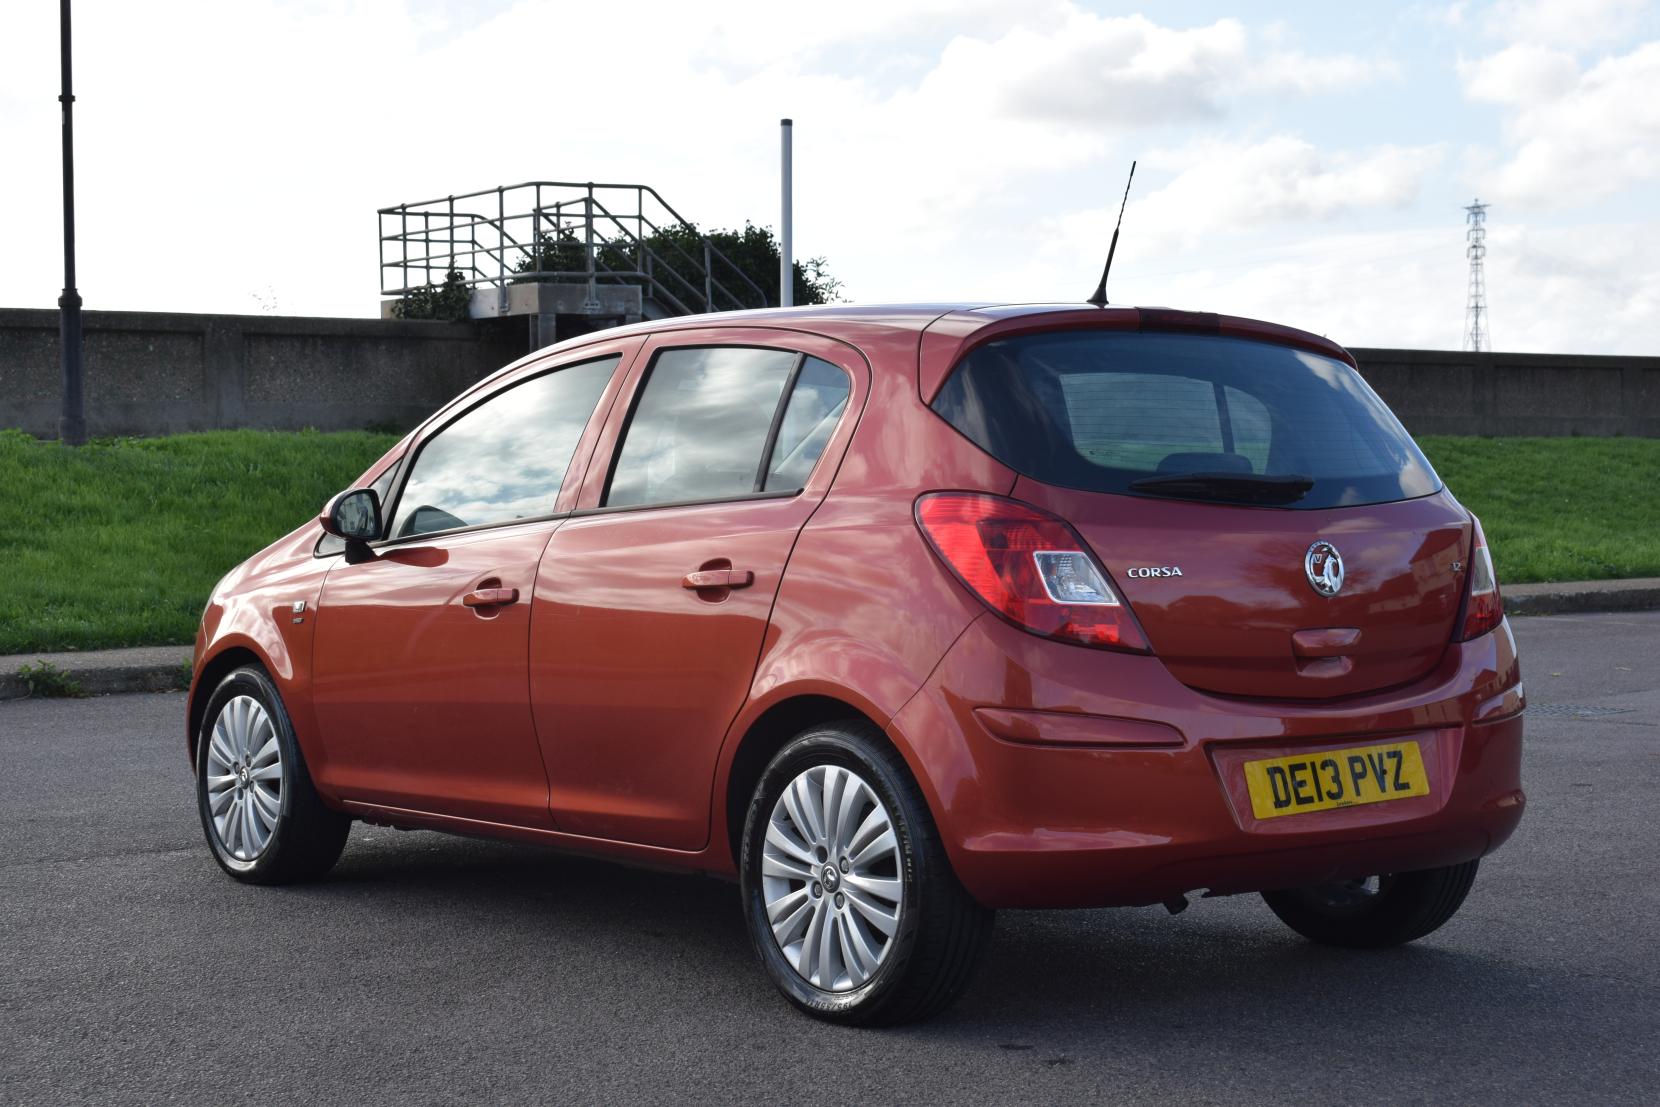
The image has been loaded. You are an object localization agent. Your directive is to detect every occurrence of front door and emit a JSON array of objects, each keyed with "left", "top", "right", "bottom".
[
  {"left": 313, "top": 523, "right": 561, "bottom": 825},
  {"left": 311, "top": 351, "right": 627, "bottom": 825},
  {"left": 531, "top": 336, "right": 862, "bottom": 850}
]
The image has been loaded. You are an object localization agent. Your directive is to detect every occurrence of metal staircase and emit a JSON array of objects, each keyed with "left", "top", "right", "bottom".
[{"left": 379, "top": 182, "right": 772, "bottom": 331}]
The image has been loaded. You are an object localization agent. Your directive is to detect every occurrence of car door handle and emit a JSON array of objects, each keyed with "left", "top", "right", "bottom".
[
  {"left": 681, "top": 569, "right": 755, "bottom": 590},
  {"left": 462, "top": 587, "right": 520, "bottom": 608}
]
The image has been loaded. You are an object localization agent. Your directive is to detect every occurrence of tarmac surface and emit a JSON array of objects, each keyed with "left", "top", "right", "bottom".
[{"left": 2, "top": 613, "right": 1656, "bottom": 1105}]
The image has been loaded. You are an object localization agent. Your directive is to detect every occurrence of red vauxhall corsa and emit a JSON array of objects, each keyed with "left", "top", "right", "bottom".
[{"left": 189, "top": 303, "right": 1524, "bottom": 1025}]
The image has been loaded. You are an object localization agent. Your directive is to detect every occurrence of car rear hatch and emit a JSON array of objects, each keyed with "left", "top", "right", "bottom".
[{"left": 930, "top": 321, "right": 1471, "bottom": 700}]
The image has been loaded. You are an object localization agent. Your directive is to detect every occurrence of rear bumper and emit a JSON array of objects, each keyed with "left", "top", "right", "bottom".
[{"left": 888, "top": 615, "right": 1525, "bottom": 909}]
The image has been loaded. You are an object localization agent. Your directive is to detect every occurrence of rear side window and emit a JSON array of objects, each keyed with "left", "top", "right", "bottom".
[
  {"left": 390, "top": 355, "right": 617, "bottom": 537},
  {"left": 607, "top": 347, "right": 849, "bottom": 508},
  {"left": 932, "top": 332, "right": 1439, "bottom": 509}
]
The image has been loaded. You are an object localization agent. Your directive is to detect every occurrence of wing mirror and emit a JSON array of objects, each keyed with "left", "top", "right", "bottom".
[{"left": 319, "top": 489, "right": 382, "bottom": 560}]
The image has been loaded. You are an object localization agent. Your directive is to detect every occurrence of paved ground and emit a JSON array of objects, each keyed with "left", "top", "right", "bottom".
[{"left": 2, "top": 614, "right": 1656, "bottom": 1105}]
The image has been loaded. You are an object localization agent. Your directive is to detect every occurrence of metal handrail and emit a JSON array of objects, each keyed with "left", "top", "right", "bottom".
[
  {"left": 564, "top": 193, "right": 762, "bottom": 314},
  {"left": 378, "top": 182, "right": 772, "bottom": 316}
]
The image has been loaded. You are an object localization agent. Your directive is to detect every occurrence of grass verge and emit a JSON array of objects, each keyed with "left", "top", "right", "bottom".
[
  {"left": 0, "top": 429, "right": 397, "bottom": 654},
  {"left": 1417, "top": 436, "right": 1660, "bottom": 585},
  {"left": 0, "top": 430, "right": 1654, "bottom": 655}
]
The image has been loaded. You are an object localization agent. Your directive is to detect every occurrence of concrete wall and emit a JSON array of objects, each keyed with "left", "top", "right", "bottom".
[
  {"left": 1349, "top": 347, "right": 1660, "bottom": 438},
  {"left": 0, "top": 308, "right": 522, "bottom": 438},
  {"left": 1, "top": 307, "right": 1656, "bottom": 438}
]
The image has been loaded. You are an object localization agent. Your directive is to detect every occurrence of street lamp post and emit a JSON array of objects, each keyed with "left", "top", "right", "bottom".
[{"left": 59, "top": 0, "right": 85, "bottom": 446}]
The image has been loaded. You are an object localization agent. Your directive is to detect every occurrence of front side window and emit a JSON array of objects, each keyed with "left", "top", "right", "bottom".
[
  {"left": 390, "top": 355, "right": 617, "bottom": 537},
  {"left": 606, "top": 347, "right": 849, "bottom": 508}
]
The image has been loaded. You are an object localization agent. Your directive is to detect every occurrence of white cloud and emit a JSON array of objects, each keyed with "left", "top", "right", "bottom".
[
  {"left": 1480, "top": 0, "right": 1649, "bottom": 49},
  {"left": 1462, "top": 40, "right": 1660, "bottom": 205},
  {"left": 1458, "top": 43, "right": 1579, "bottom": 103},
  {"left": 0, "top": 1, "right": 1399, "bottom": 319},
  {"left": 1009, "top": 136, "right": 1443, "bottom": 327},
  {"left": 927, "top": 15, "right": 1238, "bottom": 125},
  {"left": 927, "top": 12, "right": 1392, "bottom": 127},
  {"left": 1119, "top": 222, "right": 1658, "bottom": 355},
  {"left": 1244, "top": 50, "right": 1402, "bottom": 96},
  {"left": 1, "top": 0, "right": 1653, "bottom": 355},
  {"left": 1126, "top": 137, "right": 1440, "bottom": 250}
]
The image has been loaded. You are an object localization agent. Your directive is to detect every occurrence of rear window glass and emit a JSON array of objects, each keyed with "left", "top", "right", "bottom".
[{"left": 932, "top": 332, "right": 1440, "bottom": 510}]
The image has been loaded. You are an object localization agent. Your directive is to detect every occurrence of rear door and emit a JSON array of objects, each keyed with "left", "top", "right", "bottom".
[
  {"left": 933, "top": 328, "right": 1469, "bottom": 700},
  {"left": 310, "top": 346, "right": 632, "bottom": 824},
  {"left": 529, "top": 330, "right": 863, "bottom": 849}
]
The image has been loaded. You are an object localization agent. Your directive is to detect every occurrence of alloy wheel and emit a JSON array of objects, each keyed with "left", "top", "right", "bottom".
[
  {"left": 760, "top": 765, "right": 904, "bottom": 992},
  {"left": 204, "top": 695, "right": 283, "bottom": 862}
]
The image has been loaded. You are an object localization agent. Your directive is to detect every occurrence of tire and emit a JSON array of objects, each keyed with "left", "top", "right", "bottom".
[
  {"left": 1261, "top": 861, "right": 1480, "bottom": 949},
  {"left": 195, "top": 665, "right": 350, "bottom": 884},
  {"left": 739, "top": 720, "right": 993, "bottom": 1026}
]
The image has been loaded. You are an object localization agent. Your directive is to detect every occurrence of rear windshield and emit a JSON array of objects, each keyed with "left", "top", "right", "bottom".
[{"left": 932, "top": 331, "right": 1440, "bottom": 509}]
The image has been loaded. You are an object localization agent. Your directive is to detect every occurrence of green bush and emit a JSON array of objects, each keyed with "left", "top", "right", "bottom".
[
  {"left": 514, "top": 222, "right": 841, "bottom": 310},
  {"left": 392, "top": 270, "right": 473, "bottom": 322}
]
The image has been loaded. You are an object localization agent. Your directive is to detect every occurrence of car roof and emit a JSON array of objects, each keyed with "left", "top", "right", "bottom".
[{"left": 507, "top": 302, "right": 1356, "bottom": 392}]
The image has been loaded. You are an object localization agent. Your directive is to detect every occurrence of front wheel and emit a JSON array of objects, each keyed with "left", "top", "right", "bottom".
[
  {"left": 195, "top": 665, "right": 350, "bottom": 884},
  {"left": 1262, "top": 861, "right": 1480, "bottom": 948},
  {"left": 739, "top": 721, "right": 993, "bottom": 1026}
]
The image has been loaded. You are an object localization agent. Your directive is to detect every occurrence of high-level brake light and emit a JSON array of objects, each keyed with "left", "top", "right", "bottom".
[{"left": 914, "top": 493, "right": 1150, "bottom": 652}]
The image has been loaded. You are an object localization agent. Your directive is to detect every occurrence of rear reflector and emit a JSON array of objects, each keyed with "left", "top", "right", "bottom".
[
  {"left": 914, "top": 492, "right": 1150, "bottom": 652},
  {"left": 1457, "top": 515, "right": 1504, "bottom": 641}
]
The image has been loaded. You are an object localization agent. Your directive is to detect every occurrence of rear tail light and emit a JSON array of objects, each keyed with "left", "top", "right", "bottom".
[
  {"left": 914, "top": 492, "right": 1149, "bottom": 652},
  {"left": 1457, "top": 515, "right": 1504, "bottom": 641}
]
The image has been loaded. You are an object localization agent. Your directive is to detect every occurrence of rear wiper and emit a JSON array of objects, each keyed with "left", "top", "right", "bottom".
[{"left": 1128, "top": 471, "right": 1314, "bottom": 504}]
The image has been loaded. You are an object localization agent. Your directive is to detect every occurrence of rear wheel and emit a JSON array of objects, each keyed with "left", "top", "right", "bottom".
[
  {"left": 195, "top": 665, "right": 350, "bottom": 884},
  {"left": 1262, "top": 861, "right": 1479, "bottom": 948},
  {"left": 739, "top": 721, "right": 993, "bottom": 1025}
]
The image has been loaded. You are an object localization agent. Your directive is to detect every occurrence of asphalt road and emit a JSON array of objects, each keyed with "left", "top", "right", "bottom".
[{"left": 3, "top": 613, "right": 1657, "bottom": 1105}]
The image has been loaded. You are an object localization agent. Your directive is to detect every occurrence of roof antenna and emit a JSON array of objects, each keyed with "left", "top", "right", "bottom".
[{"left": 1086, "top": 160, "right": 1136, "bottom": 307}]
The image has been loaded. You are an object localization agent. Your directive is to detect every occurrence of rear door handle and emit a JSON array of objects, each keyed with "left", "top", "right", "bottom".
[
  {"left": 681, "top": 569, "right": 755, "bottom": 590},
  {"left": 462, "top": 586, "right": 520, "bottom": 608}
]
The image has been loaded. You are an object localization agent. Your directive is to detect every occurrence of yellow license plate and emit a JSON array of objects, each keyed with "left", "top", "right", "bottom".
[{"left": 1242, "top": 740, "right": 1429, "bottom": 820}]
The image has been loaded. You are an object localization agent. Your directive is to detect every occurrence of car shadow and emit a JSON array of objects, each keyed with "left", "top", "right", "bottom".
[
  {"left": 301, "top": 826, "right": 756, "bottom": 962},
  {"left": 288, "top": 828, "right": 1601, "bottom": 1059}
]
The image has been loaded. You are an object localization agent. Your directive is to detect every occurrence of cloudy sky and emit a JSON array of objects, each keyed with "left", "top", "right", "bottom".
[{"left": 3, "top": 0, "right": 1657, "bottom": 352}]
